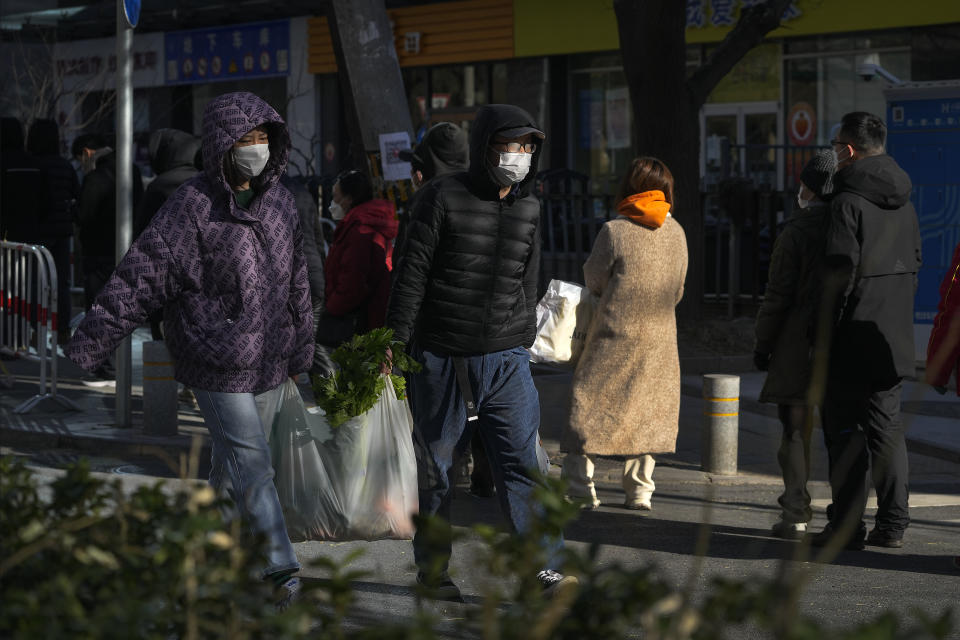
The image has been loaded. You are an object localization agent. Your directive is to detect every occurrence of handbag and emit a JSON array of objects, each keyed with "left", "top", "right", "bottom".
[
  {"left": 529, "top": 279, "right": 597, "bottom": 366},
  {"left": 316, "top": 309, "right": 362, "bottom": 347}
]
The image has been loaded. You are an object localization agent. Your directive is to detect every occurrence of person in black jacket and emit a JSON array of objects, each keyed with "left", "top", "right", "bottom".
[
  {"left": 72, "top": 133, "right": 144, "bottom": 385},
  {"left": 809, "top": 112, "right": 921, "bottom": 551},
  {"left": 135, "top": 128, "right": 200, "bottom": 340},
  {"left": 1, "top": 117, "right": 43, "bottom": 244},
  {"left": 754, "top": 150, "right": 836, "bottom": 539},
  {"left": 387, "top": 104, "right": 574, "bottom": 601},
  {"left": 26, "top": 119, "right": 81, "bottom": 344}
]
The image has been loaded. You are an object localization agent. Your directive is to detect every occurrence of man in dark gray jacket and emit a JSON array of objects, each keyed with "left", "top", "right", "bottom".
[
  {"left": 810, "top": 111, "right": 921, "bottom": 551},
  {"left": 387, "top": 104, "right": 574, "bottom": 601}
]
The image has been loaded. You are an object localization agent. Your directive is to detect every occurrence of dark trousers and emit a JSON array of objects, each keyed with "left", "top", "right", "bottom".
[
  {"left": 409, "top": 345, "right": 563, "bottom": 573},
  {"left": 40, "top": 236, "right": 72, "bottom": 335},
  {"left": 776, "top": 404, "right": 814, "bottom": 524},
  {"left": 823, "top": 379, "right": 909, "bottom": 534}
]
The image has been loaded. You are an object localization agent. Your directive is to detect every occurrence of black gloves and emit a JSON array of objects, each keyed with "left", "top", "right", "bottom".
[{"left": 753, "top": 351, "right": 771, "bottom": 372}]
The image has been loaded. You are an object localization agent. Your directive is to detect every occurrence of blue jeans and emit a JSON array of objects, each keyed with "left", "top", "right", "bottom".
[
  {"left": 409, "top": 346, "right": 564, "bottom": 572},
  {"left": 193, "top": 387, "right": 300, "bottom": 577}
]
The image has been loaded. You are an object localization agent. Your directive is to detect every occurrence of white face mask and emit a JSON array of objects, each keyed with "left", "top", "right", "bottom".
[
  {"left": 491, "top": 151, "right": 532, "bottom": 186},
  {"left": 232, "top": 143, "right": 270, "bottom": 180},
  {"left": 796, "top": 192, "right": 810, "bottom": 209},
  {"left": 329, "top": 201, "right": 346, "bottom": 221}
]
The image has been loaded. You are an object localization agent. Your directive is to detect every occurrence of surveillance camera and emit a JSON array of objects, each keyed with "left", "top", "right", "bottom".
[{"left": 857, "top": 63, "right": 877, "bottom": 82}]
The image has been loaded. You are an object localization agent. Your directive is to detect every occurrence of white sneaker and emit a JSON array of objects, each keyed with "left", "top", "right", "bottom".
[
  {"left": 771, "top": 519, "right": 807, "bottom": 540},
  {"left": 536, "top": 569, "right": 578, "bottom": 598}
]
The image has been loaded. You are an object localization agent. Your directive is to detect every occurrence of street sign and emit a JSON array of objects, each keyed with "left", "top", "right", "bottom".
[{"left": 123, "top": 0, "right": 141, "bottom": 28}]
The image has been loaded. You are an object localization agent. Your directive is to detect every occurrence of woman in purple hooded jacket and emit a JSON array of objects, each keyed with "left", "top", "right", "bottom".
[{"left": 66, "top": 92, "right": 313, "bottom": 606}]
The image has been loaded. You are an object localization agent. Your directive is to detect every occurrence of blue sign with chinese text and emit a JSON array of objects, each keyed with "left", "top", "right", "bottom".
[{"left": 164, "top": 20, "right": 290, "bottom": 85}]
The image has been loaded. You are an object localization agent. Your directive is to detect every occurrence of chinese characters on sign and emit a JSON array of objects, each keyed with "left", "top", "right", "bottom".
[
  {"left": 165, "top": 20, "right": 290, "bottom": 85},
  {"left": 686, "top": 0, "right": 801, "bottom": 28}
]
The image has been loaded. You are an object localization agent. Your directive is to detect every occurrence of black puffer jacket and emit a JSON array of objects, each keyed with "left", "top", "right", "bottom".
[
  {"left": 826, "top": 154, "right": 921, "bottom": 381},
  {"left": 77, "top": 150, "right": 144, "bottom": 259},
  {"left": 27, "top": 119, "right": 79, "bottom": 240},
  {"left": 387, "top": 104, "right": 543, "bottom": 355},
  {"left": 134, "top": 129, "right": 200, "bottom": 238}
]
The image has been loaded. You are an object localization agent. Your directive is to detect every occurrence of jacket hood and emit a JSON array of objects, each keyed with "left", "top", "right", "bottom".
[
  {"left": 409, "top": 122, "right": 469, "bottom": 180},
  {"left": 200, "top": 91, "right": 289, "bottom": 196},
  {"left": 342, "top": 199, "right": 398, "bottom": 239},
  {"left": 149, "top": 128, "right": 201, "bottom": 175},
  {"left": 836, "top": 154, "right": 912, "bottom": 210},
  {"left": 468, "top": 104, "right": 543, "bottom": 198},
  {"left": 617, "top": 190, "right": 671, "bottom": 229}
]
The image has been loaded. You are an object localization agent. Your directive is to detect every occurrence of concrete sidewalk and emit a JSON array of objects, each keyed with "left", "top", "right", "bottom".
[{"left": 3, "top": 333, "right": 959, "bottom": 488}]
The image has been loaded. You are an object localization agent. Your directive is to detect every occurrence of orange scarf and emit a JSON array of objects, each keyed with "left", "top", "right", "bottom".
[{"left": 617, "top": 190, "right": 671, "bottom": 229}]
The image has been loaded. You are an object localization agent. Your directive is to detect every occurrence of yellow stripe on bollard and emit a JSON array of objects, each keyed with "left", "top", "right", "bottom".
[
  {"left": 705, "top": 411, "right": 739, "bottom": 417},
  {"left": 707, "top": 397, "right": 739, "bottom": 402}
]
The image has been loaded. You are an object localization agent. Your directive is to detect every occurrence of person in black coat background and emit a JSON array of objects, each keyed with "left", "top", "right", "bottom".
[
  {"left": 27, "top": 119, "right": 81, "bottom": 343},
  {"left": 135, "top": 128, "right": 200, "bottom": 339},
  {"left": 1, "top": 117, "right": 43, "bottom": 244},
  {"left": 71, "top": 132, "right": 144, "bottom": 384}
]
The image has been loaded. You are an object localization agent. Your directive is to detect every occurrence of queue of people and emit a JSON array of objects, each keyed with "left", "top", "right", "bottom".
[{"left": 1, "top": 91, "right": 953, "bottom": 614}]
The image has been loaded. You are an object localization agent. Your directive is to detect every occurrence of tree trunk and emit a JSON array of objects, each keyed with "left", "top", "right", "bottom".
[{"left": 614, "top": 0, "right": 703, "bottom": 321}]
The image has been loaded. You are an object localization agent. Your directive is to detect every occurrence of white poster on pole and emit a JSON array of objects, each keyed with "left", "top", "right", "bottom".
[{"left": 379, "top": 131, "right": 412, "bottom": 182}]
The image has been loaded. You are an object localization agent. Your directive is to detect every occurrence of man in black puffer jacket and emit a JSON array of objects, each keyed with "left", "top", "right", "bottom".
[{"left": 387, "top": 104, "right": 574, "bottom": 601}]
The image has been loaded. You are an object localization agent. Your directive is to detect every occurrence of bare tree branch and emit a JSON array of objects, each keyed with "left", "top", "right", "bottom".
[{"left": 687, "top": 0, "right": 793, "bottom": 106}]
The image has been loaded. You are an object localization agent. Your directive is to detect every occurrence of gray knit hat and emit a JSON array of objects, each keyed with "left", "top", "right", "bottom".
[{"left": 799, "top": 149, "right": 838, "bottom": 199}]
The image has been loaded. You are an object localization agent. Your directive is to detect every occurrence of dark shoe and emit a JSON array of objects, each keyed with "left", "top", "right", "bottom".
[
  {"left": 467, "top": 484, "right": 495, "bottom": 499},
  {"left": 808, "top": 523, "right": 866, "bottom": 551},
  {"left": 416, "top": 571, "right": 463, "bottom": 602},
  {"left": 952, "top": 556, "right": 960, "bottom": 571},
  {"left": 536, "top": 569, "right": 579, "bottom": 598},
  {"left": 81, "top": 366, "right": 116, "bottom": 388},
  {"left": 866, "top": 528, "right": 904, "bottom": 548},
  {"left": 771, "top": 519, "right": 807, "bottom": 540},
  {"left": 274, "top": 576, "right": 301, "bottom": 611}
]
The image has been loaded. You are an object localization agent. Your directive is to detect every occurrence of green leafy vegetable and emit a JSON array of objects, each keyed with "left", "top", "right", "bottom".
[{"left": 311, "top": 328, "right": 422, "bottom": 428}]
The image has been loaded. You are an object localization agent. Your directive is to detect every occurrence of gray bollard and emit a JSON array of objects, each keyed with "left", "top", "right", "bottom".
[
  {"left": 701, "top": 374, "right": 739, "bottom": 475},
  {"left": 142, "top": 340, "right": 178, "bottom": 437}
]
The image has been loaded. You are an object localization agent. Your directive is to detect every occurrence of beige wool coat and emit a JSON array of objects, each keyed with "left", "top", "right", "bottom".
[{"left": 562, "top": 216, "right": 688, "bottom": 456}]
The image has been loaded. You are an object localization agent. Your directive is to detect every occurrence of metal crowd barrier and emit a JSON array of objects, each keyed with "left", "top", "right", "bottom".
[{"left": 1, "top": 240, "right": 80, "bottom": 413}]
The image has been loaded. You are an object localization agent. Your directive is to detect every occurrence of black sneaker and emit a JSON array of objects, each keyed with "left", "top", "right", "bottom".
[
  {"left": 866, "top": 528, "right": 904, "bottom": 548},
  {"left": 275, "top": 576, "right": 301, "bottom": 611},
  {"left": 808, "top": 523, "right": 866, "bottom": 551},
  {"left": 416, "top": 571, "right": 463, "bottom": 602},
  {"left": 81, "top": 366, "right": 116, "bottom": 388},
  {"left": 536, "top": 569, "right": 578, "bottom": 598}
]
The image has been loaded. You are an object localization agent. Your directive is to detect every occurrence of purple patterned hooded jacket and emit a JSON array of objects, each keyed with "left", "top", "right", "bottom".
[{"left": 67, "top": 92, "right": 314, "bottom": 393}]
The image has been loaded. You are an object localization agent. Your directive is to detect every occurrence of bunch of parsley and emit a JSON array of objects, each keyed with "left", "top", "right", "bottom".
[{"left": 311, "top": 328, "right": 422, "bottom": 428}]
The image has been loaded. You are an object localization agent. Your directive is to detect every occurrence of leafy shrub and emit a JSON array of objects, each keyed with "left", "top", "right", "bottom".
[{"left": 1, "top": 458, "right": 954, "bottom": 639}]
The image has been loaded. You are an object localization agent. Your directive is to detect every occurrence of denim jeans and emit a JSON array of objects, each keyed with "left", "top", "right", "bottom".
[
  {"left": 409, "top": 345, "right": 564, "bottom": 573},
  {"left": 193, "top": 386, "right": 300, "bottom": 577}
]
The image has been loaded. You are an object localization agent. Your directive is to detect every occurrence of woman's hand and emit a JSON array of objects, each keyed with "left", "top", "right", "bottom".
[{"left": 380, "top": 347, "right": 393, "bottom": 375}]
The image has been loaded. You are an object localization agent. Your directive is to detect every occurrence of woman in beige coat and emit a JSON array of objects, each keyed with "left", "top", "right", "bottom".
[{"left": 561, "top": 157, "right": 688, "bottom": 510}]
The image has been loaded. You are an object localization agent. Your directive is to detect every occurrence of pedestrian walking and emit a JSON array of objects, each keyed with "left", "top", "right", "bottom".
[
  {"left": 317, "top": 170, "right": 397, "bottom": 348},
  {"left": 134, "top": 128, "right": 200, "bottom": 340},
  {"left": 810, "top": 111, "right": 921, "bottom": 551},
  {"left": 754, "top": 150, "right": 837, "bottom": 539},
  {"left": 560, "top": 157, "right": 688, "bottom": 512},
  {"left": 386, "top": 103, "right": 575, "bottom": 600},
  {"left": 397, "top": 122, "right": 495, "bottom": 498},
  {"left": 66, "top": 91, "right": 314, "bottom": 609},
  {"left": 71, "top": 132, "right": 144, "bottom": 386}
]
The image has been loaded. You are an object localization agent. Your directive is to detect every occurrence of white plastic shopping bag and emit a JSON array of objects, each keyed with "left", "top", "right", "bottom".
[
  {"left": 258, "top": 378, "right": 418, "bottom": 542},
  {"left": 529, "top": 279, "right": 597, "bottom": 365}
]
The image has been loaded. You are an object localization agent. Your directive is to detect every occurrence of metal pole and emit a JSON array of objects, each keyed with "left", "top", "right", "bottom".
[
  {"left": 701, "top": 374, "right": 739, "bottom": 475},
  {"left": 115, "top": 0, "right": 133, "bottom": 427}
]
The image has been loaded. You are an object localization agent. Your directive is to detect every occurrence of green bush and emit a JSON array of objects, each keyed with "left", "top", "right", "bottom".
[{"left": 0, "top": 457, "right": 954, "bottom": 640}]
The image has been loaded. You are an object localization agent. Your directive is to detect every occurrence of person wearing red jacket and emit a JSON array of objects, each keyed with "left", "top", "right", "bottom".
[
  {"left": 925, "top": 241, "right": 960, "bottom": 395},
  {"left": 317, "top": 170, "right": 398, "bottom": 347}
]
